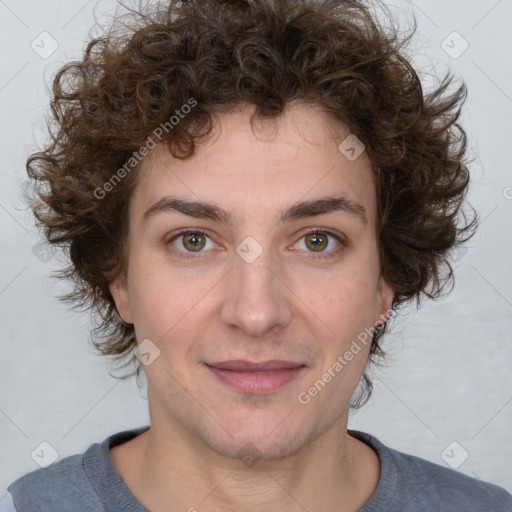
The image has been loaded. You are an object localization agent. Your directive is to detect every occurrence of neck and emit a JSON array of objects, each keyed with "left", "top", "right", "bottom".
[{"left": 111, "top": 416, "right": 380, "bottom": 512}]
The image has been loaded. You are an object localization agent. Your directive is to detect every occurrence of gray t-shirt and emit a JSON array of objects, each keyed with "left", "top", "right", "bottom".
[{"left": 3, "top": 425, "right": 512, "bottom": 511}]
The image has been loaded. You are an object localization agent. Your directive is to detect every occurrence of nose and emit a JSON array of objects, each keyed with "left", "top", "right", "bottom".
[{"left": 220, "top": 244, "right": 294, "bottom": 337}]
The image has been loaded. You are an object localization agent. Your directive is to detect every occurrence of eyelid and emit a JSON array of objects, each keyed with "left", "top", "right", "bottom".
[
  {"left": 166, "top": 227, "right": 212, "bottom": 244},
  {"left": 167, "top": 228, "right": 217, "bottom": 253},
  {"left": 291, "top": 228, "right": 346, "bottom": 257},
  {"left": 296, "top": 227, "right": 346, "bottom": 243},
  {"left": 167, "top": 227, "right": 346, "bottom": 258}
]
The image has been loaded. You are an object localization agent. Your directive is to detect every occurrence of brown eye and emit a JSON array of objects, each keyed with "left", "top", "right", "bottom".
[
  {"left": 294, "top": 230, "right": 345, "bottom": 260},
  {"left": 169, "top": 230, "right": 215, "bottom": 255},
  {"left": 181, "top": 232, "right": 206, "bottom": 251},
  {"left": 304, "top": 232, "right": 329, "bottom": 252}
]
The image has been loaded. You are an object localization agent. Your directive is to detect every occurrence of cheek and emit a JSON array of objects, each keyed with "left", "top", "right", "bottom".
[
  {"left": 126, "top": 259, "right": 177, "bottom": 336},
  {"left": 127, "top": 256, "right": 215, "bottom": 344},
  {"left": 298, "top": 267, "right": 378, "bottom": 331}
]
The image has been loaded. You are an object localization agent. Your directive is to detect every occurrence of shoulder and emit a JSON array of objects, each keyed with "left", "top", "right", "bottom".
[
  {"left": 351, "top": 430, "right": 512, "bottom": 512},
  {"left": 6, "top": 448, "right": 103, "bottom": 512},
  {"left": 394, "top": 448, "right": 512, "bottom": 510},
  {"left": 5, "top": 426, "right": 149, "bottom": 512}
]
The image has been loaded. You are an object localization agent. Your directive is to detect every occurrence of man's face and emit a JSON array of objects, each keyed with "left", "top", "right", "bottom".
[{"left": 110, "top": 102, "right": 393, "bottom": 460}]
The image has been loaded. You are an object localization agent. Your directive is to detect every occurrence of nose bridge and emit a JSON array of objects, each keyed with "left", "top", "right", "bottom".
[{"left": 220, "top": 240, "right": 293, "bottom": 335}]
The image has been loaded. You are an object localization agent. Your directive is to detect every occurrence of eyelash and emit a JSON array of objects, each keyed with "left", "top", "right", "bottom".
[{"left": 167, "top": 228, "right": 346, "bottom": 261}]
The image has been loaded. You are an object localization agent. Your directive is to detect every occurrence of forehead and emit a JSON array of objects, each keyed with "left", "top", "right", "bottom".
[{"left": 130, "top": 102, "right": 376, "bottom": 229}]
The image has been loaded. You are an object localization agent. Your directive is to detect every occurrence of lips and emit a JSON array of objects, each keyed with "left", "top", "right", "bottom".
[
  {"left": 204, "top": 360, "right": 307, "bottom": 394},
  {"left": 205, "top": 360, "right": 305, "bottom": 372}
]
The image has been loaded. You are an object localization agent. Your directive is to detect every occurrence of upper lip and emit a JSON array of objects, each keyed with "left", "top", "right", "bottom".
[{"left": 205, "top": 360, "right": 306, "bottom": 372}]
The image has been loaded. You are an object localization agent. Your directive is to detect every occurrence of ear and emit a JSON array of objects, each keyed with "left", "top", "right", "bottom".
[
  {"left": 109, "top": 272, "right": 134, "bottom": 325},
  {"left": 375, "top": 276, "right": 394, "bottom": 326}
]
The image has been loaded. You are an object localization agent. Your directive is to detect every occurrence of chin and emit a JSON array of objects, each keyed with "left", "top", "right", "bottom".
[{"left": 196, "top": 412, "right": 317, "bottom": 462}]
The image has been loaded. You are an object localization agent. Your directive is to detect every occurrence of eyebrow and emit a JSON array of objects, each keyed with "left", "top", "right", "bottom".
[{"left": 143, "top": 194, "right": 368, "bottom": 226}]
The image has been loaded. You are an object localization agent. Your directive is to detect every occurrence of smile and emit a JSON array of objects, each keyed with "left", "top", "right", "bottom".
[{"left": 204, "top": 360, "right": 307, "bottom": 394}]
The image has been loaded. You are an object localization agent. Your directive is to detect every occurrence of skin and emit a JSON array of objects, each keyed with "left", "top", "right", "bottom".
[{"left": 109, "top": 101, "right": 394, "bottom": 512}]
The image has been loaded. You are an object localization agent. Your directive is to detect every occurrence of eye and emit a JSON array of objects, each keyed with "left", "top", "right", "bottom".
[
  {"left": 167, "top": 228, "right": 346, "bottom": 260},
  {"left": 294, "top": 230, "right": 345, "bottom": 259},
  {"left": 168, "top": 230, "right": 215, "bottom": 257}
]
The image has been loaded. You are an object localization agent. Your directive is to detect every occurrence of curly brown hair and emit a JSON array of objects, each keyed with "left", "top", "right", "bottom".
[{"left": 24, "top": 0, "right": 478, "bottom": 407}]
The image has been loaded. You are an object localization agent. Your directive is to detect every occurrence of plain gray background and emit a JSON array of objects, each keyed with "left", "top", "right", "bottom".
[{"left": 1, "top": 0, "right": 511, "bottom": 503}]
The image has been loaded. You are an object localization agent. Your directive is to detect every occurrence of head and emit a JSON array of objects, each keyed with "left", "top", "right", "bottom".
[{"left": 26, "top": 0, "right": 477, "bottom": 439}]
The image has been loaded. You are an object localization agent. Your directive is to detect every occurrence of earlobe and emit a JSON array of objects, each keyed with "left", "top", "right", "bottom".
[
  {"left": 109, "top": 274, "right": 134, "bottom": 325},
  {"left": 375, "top": 276, "right": 394, "bottom": 326}
]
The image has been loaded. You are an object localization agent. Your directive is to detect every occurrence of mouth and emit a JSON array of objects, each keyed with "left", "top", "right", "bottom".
[{"left": 204, "top": 360, "right": 307, "bottom": 394}]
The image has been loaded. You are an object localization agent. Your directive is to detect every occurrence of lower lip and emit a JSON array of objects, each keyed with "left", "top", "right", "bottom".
[{"left": 205, "top": 365, "right": 306, "bottom": 394}]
